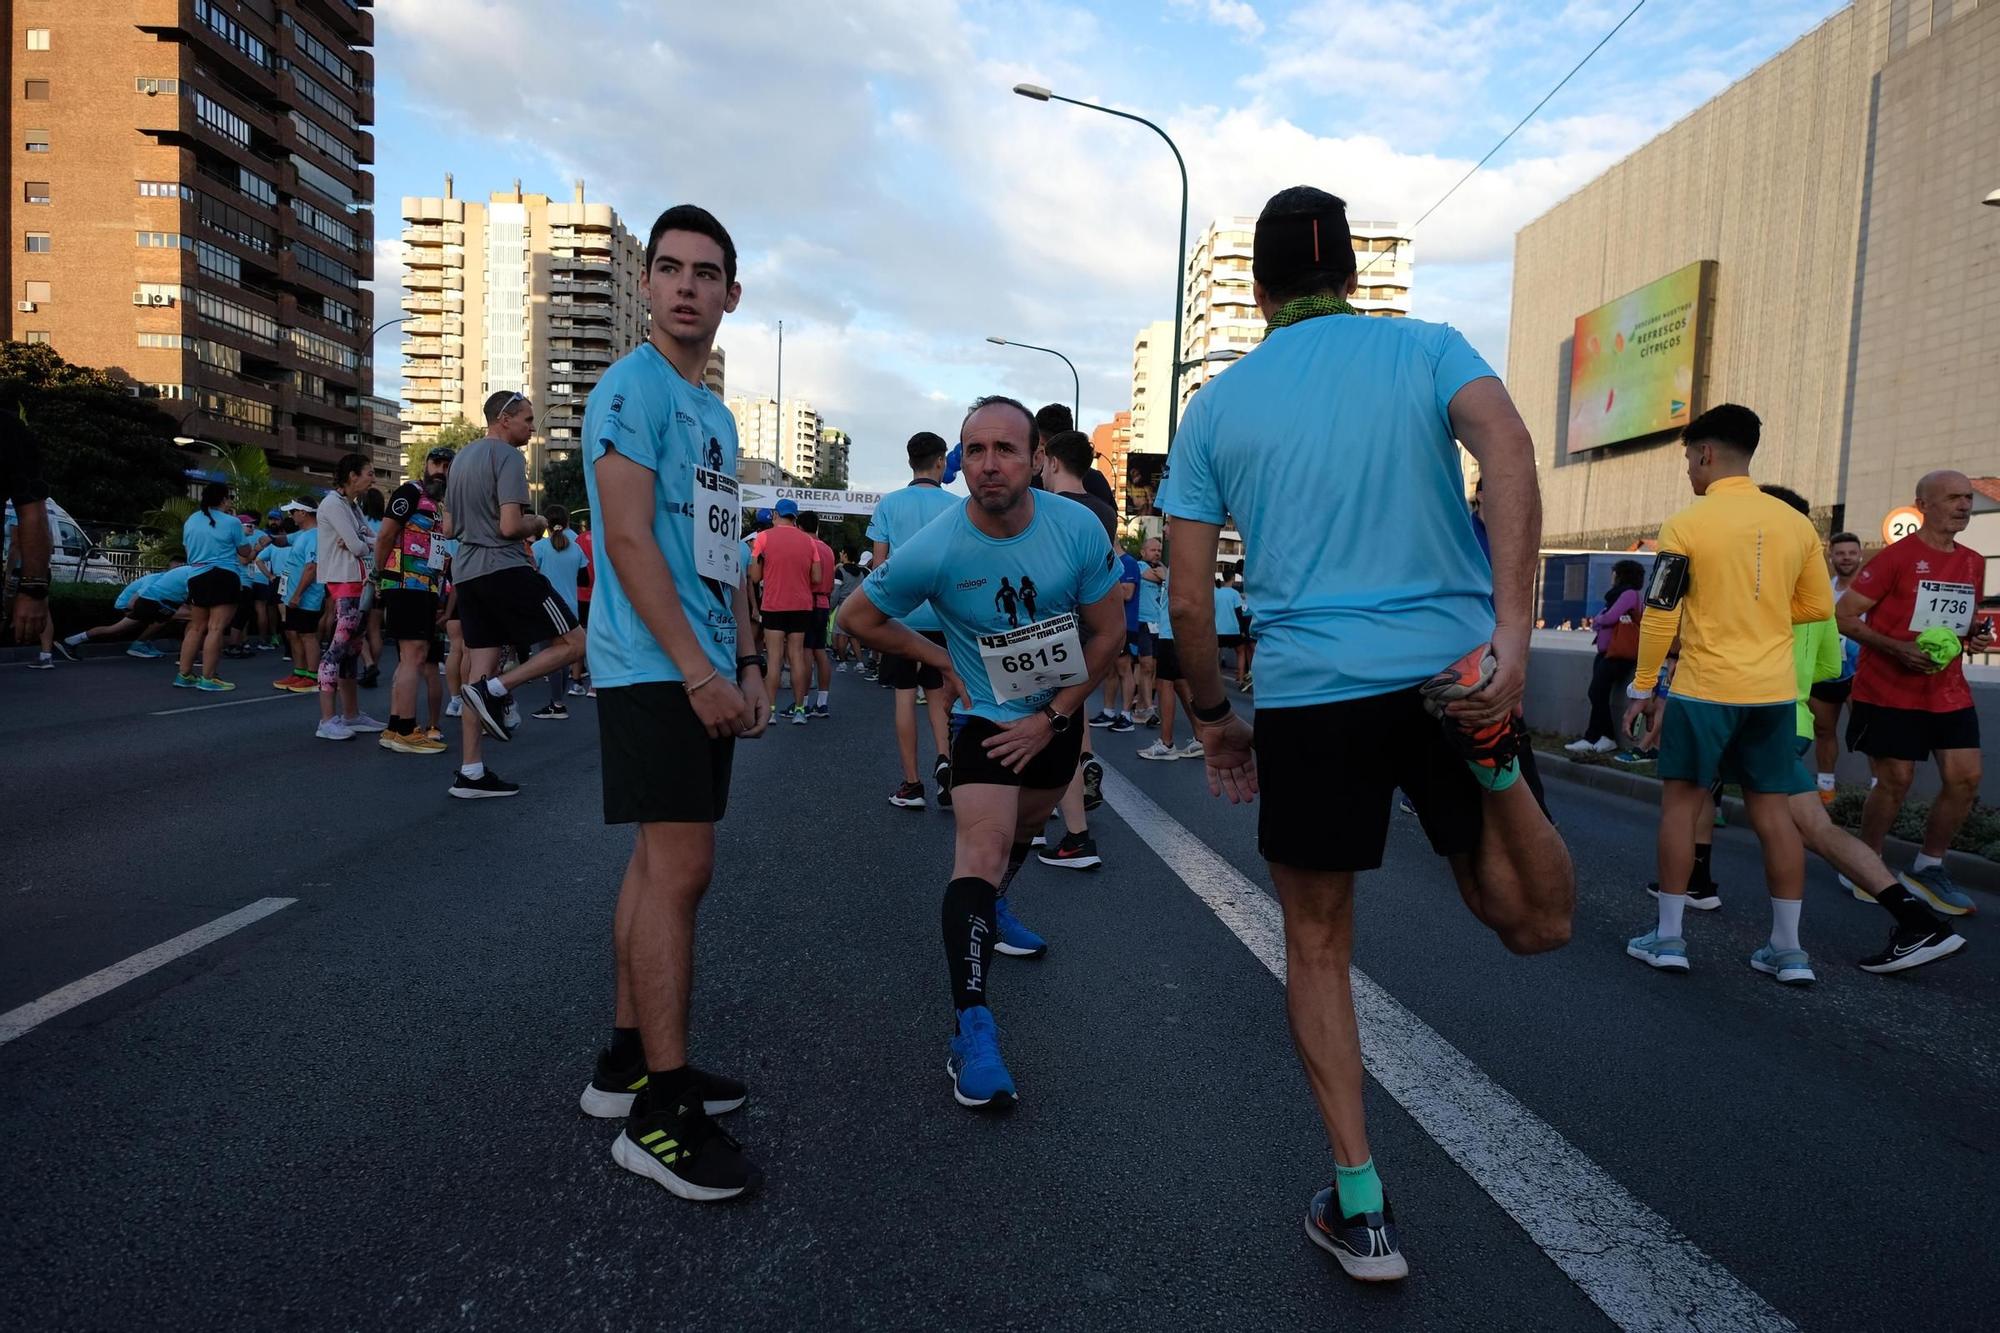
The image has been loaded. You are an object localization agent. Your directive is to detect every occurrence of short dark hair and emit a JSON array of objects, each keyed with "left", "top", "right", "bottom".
[
  {"left": 1683, "top": 403, "right": 1760, "bottom": 456},
  {"left": 1043, "top": 430, "right": 1094, "bottom": 479},
  {"left": 1829, "top": 531, "right": 1861, "bottom": 546},
  {"left": 1761, "top": 484, "right": 1810, "bottom": 516},
  {"left": 1253, "top": 186, "right": 1357, "bottom": 304},
  {"left": 1032, "top": 403, "right": 1072, "bottom": 446},
  {"left": 907, "top": 431, "right": 948, "bottom": 468},
  {"left": 361, "top": 486, "right": 385, "bottom": 520},
  {"left": 334, "top": 452, "right": 372, "bottom": 486},
  {"left": 798, "top": 511, "right": 820, "bottom": 536},
  {"left": 964, "top": 395, "right": 1036, "bottom": 439},
  {"left": 645, "top": 204, "right": 737, "bottom": 285},
  {"left": 484, "top": 389, "right": 526, "bottom": 424}
]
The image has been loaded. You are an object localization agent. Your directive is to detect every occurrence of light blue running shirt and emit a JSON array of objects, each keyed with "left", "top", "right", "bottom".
[
  {"left": 1159, "top": 313, "right": 1497, "bottom": 708},
  {"left": 1213, "top": 583, "right": 1242, "bottom": 636},
  {"left": 865, "top": 480, "right": 958, "bottom": 632},
  {"left": 581, "top": 341, "right": 740, "bottom": 687},
  {"left": 532, "top": 534, "right": 590, "bottom": 615},
  {"left": 117, "top": 565, "right": 195, "bottom": 610},
  {"left": 181, "top": 508, "right": 249, "bottom": 574},
  {"left": 862, "top": 491, "right": 1121, "bottom": 722}
]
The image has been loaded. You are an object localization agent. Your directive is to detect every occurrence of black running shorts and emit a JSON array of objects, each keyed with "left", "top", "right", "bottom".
[
  {"left": 129, "top": 597, "right": 176, "bottom": 625},
  {"left": 455, "top": 566, "right": 575, "bottom": 651},
  {"left": 949, "top": 712, "right": 1085, "bottom": 792},
  {"left": 381, "top": 589, "right": 440, "bottom": 643},
  {"left": 761, "top": 609, "right": 816, "bottom": 635},
  {"left": 186, "top": 567, "right": 239, "bottom": 609},
  {"left": 805, "top": 607, "right": 829, "bottom": 652},
  {"left": 1256, "top": 688, "right": 1492, "bottom": 872},
  {"left": 283, "top": 604, "right": 322, "bottom": 634},
  {"left": 1154, "top": 638, "right": 1184, "bottom": 682},
  {"left": 880, "top": 631, "right": 947, "bottom": 690},
  {"left": 1846, "top": 701, "right": 1980, "bottom": 762},
  {"left": 1808, "top": 676, "right": 1852, "bottom": 705},
  {"left": 596, "top": 681, "right": 736, "bottom": 824}
]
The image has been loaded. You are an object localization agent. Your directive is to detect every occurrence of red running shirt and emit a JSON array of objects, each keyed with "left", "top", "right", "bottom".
[
  {"left": 757, "top": 524, "right": 818, "bottom": 613},
  {"left": 1849, "top": 534, "right": 1985, "bottom": 712},
  {"left": 811, "top": 538, "right": 836, "bottom": 609}
]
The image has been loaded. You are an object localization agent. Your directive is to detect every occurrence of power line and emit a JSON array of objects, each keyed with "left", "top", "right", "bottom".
[{"left": 1359, "top": 0, "right": 1648, "bottom": 277}]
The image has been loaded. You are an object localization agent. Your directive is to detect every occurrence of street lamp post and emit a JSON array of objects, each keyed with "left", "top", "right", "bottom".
[
  {"left": 1014, "top": 83, "right": 1188, "bottom": 449},
  {"left": 986, "top": 336, "right": 1079, "bottom": 425}
]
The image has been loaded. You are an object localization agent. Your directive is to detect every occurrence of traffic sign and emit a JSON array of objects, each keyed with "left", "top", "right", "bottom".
[{"left": 1882, "top": 506, "right": 1923, "bottom": 544}]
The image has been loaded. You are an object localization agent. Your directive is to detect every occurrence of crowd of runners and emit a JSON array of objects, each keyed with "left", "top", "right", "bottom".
[{"left": 3, "top": 188, "right": 1992, "bottom": 1287}]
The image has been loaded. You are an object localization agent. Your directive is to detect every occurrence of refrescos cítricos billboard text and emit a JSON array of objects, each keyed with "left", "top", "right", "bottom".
[{"left": 1566, "top": 261, "right": 1715, "bottom": 453}]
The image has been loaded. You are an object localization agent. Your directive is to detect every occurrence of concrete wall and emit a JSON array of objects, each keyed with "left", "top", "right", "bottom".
[{"left": 1525, "top": 630, "right": 2000, "bottom": 803}]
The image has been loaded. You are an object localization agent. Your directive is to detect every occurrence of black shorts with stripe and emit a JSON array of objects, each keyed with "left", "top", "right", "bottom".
[{"left": 454, "top": 566, "right": 575, "bottom": 651}]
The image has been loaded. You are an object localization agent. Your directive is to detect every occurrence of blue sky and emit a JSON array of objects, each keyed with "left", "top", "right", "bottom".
[{"left": 370, "top": 0, "right": 1846, "bottom": 487}]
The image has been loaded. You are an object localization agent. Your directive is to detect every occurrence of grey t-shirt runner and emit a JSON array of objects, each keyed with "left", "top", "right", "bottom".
[{"left": 444, "top": 437, "right": 532, "bottom": 584}]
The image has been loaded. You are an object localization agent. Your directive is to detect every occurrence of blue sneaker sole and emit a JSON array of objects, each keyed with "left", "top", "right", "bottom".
[
  {"left": 1625, "top": 944, "right": 1690, "bottom": 972},
  {"left": 1902, "top": 873, "right": 1974, "bottom": 916},
  {"left": 944, "top": 1058, "right": 1016, "bottom": 1110}
]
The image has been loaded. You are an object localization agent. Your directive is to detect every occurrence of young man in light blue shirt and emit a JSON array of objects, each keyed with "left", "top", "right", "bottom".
[
  {"left": 841, "top": 395, "right": 1124, "bottom": 1113},
  {"left": 1157, "top": 186, "right": 1574, "bottom": 1282},
  {"left": 865, "top": 432, "right": 960, "bottom": 808},
  {"left": 575, "top": 206, "right": 767, "bottom": 1206}
]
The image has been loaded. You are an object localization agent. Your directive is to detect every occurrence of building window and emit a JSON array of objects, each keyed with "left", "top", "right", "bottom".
[
  {"left": 24, "top": 330, "right": 50, "bottom": 345},
  {"left": 191, "top": 91, "right": 252, "bottom": 148},
  {"left": 25, "top": 130, "right": 48, "bottom": 152},
  {"left": 24, "top": 280, "right": 50, "bottom": 302},
  {"left": 23, "top": 182, "right": 49, "bottom": 205},
  {"left": 135, "top": 76, "right": 179, "bottom": 95},
  {"left": 24, "top": 79, "right": 49, "bottom": 100},
  {"left": 24, "top": 233, "right": 50, "bottom": 253},
  {"left": 26, "top": 28, "right": 49, "bottom": 51},
  {"left": 138, "top": 180, "right": 195, "bottom": 200}
]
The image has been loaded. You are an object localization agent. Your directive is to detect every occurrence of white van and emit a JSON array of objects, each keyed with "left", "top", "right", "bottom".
[{"left": 2, "top": 498, "right": 134, "bottom": 584}]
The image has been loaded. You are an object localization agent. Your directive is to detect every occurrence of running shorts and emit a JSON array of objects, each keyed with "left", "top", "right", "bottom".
[
  {"left": 880, "top": 631, "right": 947, "bottom": 690},
  {"left": 283, "top": 605, "right": 321, "bottom": 635},
  {"left": 1218, "top": 634, "right": 1243, "bottom": 651},
  {"left": 1126, "top": 626, "right": 1154, "bottom": 658},
  {"left": 805, "top": 609, "right": 829, "bottom": 652},
  {"left": 381, "top": 589, "right": 440, "bottom": 643},
  {"left": 949, "top": 713, "right": 1086, "bottom": 791},
  {"left": 762, "top": 609, "right": 816, "bottom": 636},
  {"left": 1657, "top": 698, "right": 1810, "bottom": 795},
  {"left": 1809, "top": 677, "right": 1852, "bottom": 706},
  {"left": 596, "top": 681, "right": 736, "bottom": 824},
  {"left": 186, "top": 568, "right": 239, "bottom": 609},
  {"left": 1154, "top": 639, "right": 1183, "bottom": 682},
  {"left": 1846, "top": 702, "right": 1980, "bottom": 762},
  {"left": 455, "top": 566, "right": 575, "bottom": 651},
  {"left": 130, "top": 597, "right": 176, "bottom": 625}
]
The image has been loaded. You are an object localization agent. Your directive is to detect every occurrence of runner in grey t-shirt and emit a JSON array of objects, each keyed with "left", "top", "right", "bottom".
[{"left": 444, "top": 435, "right": 534, "bottom": 584}]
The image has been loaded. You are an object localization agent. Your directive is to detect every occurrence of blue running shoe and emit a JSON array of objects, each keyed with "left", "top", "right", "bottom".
[
  {"left": 946, "top": 1006, "right": 1016, "bottom": 1110},
  {"left": 1903, "top": 865, "right": 1975, "bottom": 917},
  {"left": 1749, "top": 944, "right": 1816, "bottom": 985},
  {"left": 993, "top": 896, "right": 1047, "bottom": 957},
  {"left": 173, "top": 673, "right": 198, "bottom": 688},
  {"left": 1626, "top": 930, "right": 1690, "bottom": 972},
  {"left": 1306, "top": 1185, "right": 1408, "bottom": 1282}
]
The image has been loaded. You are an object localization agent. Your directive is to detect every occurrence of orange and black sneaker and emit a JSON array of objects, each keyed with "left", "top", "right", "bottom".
[{"left": 1418, "top": 644, "right": 1524, "bottom": 791}]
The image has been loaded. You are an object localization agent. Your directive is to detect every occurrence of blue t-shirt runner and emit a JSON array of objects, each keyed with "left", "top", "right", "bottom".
[
  {"left": 865, "top": 479, "right": 958, "bottom": 633},
  {"left": 1118, "top": 552, "right": 1143, "bottom": 633}
]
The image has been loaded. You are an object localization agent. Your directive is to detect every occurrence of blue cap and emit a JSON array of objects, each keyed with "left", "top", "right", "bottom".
[
  {"left": 265, "top": 508, "right": 283, "bottom": 520},
  {"left": 774, "top": 498, "right": 799, "bottom": 517},
  {"left": 755, "top": 507, "right": 773, "bottom": 523}
]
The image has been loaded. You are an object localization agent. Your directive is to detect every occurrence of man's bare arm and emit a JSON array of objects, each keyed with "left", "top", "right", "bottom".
[{"left": 1167, "top": 518, "right": 1225, "bottom": 709}]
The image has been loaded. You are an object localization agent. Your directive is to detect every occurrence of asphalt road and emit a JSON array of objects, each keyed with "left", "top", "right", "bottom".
[{"left": 3, "top": 646, "right": 1997, "bottom": 1332}]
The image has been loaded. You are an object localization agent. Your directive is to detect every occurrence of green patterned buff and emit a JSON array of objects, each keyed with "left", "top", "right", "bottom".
[{"left": 1265, "top": 293, "right": 1357, "bottom": 328}]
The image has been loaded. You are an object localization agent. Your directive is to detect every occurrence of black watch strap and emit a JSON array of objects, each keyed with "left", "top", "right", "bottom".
[
  {"left": 736, "top": 653, "right": 766, "bottom": 677},
  {"left": 1190, "top": 696, "right": 1233, "bottom": 725}
]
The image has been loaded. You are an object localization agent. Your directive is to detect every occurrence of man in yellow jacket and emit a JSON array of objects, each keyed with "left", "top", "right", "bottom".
[{"left": 1621, "top": 405, "right": 1834, "bottom": 982}]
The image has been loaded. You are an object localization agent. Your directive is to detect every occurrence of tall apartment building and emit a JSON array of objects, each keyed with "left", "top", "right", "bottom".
[
  {"left": 399, "top": 175, "right": 646, "bottom": 493},
  {"left": 726, "top": 394, "right": 824, "bottom": 480},
  {"left": 1177, "top": 216, "right": 1412, "bottom": 416},
  {"left": 816, "top": 426, "right": 850, "bottom": 488},
  {"left": 1089, "top": 410, "right": 1133, "bottom": 512},
  {"left": 1128, "top": 320, "right": 1172, "bottom": 458},
  {"left": 726, "top": 393, "right": 778, "bottom": 464},
  {"left": 358, "top": 391, "right": 399, "bottom": 482},
  {"left": 3, "top": 1, "right": 377, "bottom": 481}
]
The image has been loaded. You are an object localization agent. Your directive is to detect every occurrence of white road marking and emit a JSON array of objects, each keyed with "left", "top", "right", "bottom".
[
  {"left": 151, "top": 692, "right": 314, "bottom": 716},
  {"left": 1098, "top": 765, "right": 1794, "bottom": 1333},
  {"left": 0, "top": 898, "right": 298, "bottom": 1045}
]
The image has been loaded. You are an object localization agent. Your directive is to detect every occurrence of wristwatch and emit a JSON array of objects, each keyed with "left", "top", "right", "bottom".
[
  {"left": 1190, "top": 696, "right": 1233, "bottom": 725},
  {"left": 736, "top": 653, "right": 766, "bottom": 680},
  {"left": 1042, "top": 704, "right": 1073, "bottom": 734},
  {"left": 13, "top": 579, "right": 49, "bottom": 600}
]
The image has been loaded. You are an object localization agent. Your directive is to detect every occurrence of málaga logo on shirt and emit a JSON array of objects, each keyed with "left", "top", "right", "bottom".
[{"left": 704, "top": 438, "right": 724, "bottom": 470}]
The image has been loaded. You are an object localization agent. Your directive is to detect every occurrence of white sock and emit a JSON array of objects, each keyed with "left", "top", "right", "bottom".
[
  {"left": 1912, "top": 853, "right": 1943, "bottom": 873},
  {"left": 1816, "top": 772, "right": 1836, "bottom": 791},
  {"left": 63, "top": 632, "right": 87, "bottom": 647},
  {"left": 38, "top": 652, "right": 52, "bottom": 663},
  {"left": 816, "top": 690, "right": 829, "bottom": 706},
  {"left": 460, "top": 761, "right": 485, "bottom": 779},
  {"left": 1655, "top": 890, "right": 1686, "bottom": 941},
  {"left": 484, "top": 677, "right": 507, "bottom": 697},
  {"left": 1769, "top": 897, "right": 1802, "bottom": 952}
]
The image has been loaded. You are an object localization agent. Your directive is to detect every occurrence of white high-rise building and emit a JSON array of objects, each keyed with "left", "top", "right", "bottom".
[
  {"left": 727, "top": 396, "right": 824, "bottom": 480},
  {"left": 1129, "top": 320, "right": 1173, "bottom": 458}
]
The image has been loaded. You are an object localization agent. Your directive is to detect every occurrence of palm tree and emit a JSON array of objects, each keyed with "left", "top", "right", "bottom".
[{"left": 142, "top": 443, "right": 300, "bottom": 560}]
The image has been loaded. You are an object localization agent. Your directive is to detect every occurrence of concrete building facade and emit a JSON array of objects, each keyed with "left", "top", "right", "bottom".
[
  {"left": 1507, "top": 0, "right": 1999, "bottom": 550},
  {"left": 399, "top": 175, "right": 647, "bottom": 495},
  {"left": 3, "top": 0, "right": 377, "bottom": 481},
  {"left": 1129, "top": 320, "right": 1171, "bottom": 459},
  {"left": 1090, "top": 410, "right": 1134, "bottom": 516},
  {"left": 816, "top": 425, "right": 850, "bottom": 488}
]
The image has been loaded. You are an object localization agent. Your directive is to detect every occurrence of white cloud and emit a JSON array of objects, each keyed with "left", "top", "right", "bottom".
[{"left": 1171, "top": 0, "right": 1264, "bottom": 37}]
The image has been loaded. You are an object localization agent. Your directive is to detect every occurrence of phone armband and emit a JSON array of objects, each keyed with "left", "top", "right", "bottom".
[{"left": 1645, "top": 553, "right": 1690, "bottom": 611}]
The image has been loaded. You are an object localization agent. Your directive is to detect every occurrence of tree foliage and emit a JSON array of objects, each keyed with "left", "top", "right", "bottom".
[
  {"left": 403, "top": 414, "right": 483, "bottom": 478},
  {"left": 541, "top": 452, "right": 586, "bottom": 516},
  {"left": 142, "top": 441, "right": 299, "bottom": 560},
  {"left": 0, "top": 341, "right": 187, "bottom": 526}
]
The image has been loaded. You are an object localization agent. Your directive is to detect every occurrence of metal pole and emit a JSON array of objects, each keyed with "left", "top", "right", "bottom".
[
  {"left": 775, "top": 318, "right": 784, "bottom": 472},
  {"left": 990, "top": 340, "right": 1079, "bottom": 425}
]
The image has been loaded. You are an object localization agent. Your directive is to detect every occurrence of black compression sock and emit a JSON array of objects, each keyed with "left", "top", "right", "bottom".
[
  {"left": 1691, "top": 844, "right": 1714, "bottom": 889},
  {"left": 1874, "top": 884, "right": 1941, "bottom": 929},
  {"left": 995, "top": 841, "right": 1033, "bottom": 897},
  {"left": 609, "top": 1025, "right": 642, "bottom": 1063},
  {"left": 942, "top": 876, "right": 998, "bottom": 1014},
  {"left": 389, "top": 714, "right": 412, "bottom": 735}
]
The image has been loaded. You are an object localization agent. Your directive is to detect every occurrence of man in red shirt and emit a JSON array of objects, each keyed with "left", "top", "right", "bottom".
[
  {"left": 750, "top": 498, "right": 821, "bottom": 723},
  {"left": 1837, "top": 470, "right": 1994, "bottom": 915},
  {"left": 800, "top": 510, "right": 837, "bottom": 718}
]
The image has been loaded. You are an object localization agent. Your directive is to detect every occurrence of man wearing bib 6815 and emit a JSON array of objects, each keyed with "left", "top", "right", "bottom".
[
  {"left": 839, "top": 396, "right": 1125, "bottom": 1112},
  {"left": 576, "top": 205, "right": 770, "bottom": 1205},
  {"left": 1837, "top": 471, "right": 1993, "bottom": 915}
]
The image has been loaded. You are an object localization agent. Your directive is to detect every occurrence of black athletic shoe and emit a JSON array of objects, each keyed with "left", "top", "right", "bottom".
[
  {"left": 1306, "top": 1186, "right": 1408, "bottom": 1282},
  {"left": 1081, "top": 758, "right": 1104, "bottom": 811},
  {"left": 580, "top": 1050, "right": 748, "bottom": 1119},
  {"left": 1858, "top": 922, "right": 1965, "bottom": 974},
  {"left": 934, "top": 756, "right": 953, "bottom": 810},
  {"left": 1647, "top": 881, "right": 1721, "bottom": 912},
  {"left": 611, "top": 1088, "right": 762, "bottom": 1203},
  {"left": 889, "top": 781, "right": 926, "bottom": 809},
  {"left": 360, "top": 664, "right": 380, "bottom": 689},
  {"left": 449, "top": 768, "right": 520, "bottom": 799},
  {"left": 50, "top": 637, "right": 80, "bottom": 662},
  {"left": 1109, "top": 713, "right": 1135, "bottom": 733},
  {"left": 531, "top": 703, "right": 569, "bottom": 720},
  {"left": 460, "top": 678, "right": 514, "bottom": 741},
  {"left": 1038, "top": 831, "right": 1102, "bottom": 870}
]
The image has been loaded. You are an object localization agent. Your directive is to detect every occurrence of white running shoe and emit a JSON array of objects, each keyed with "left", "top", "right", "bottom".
[
  {"left": 342, "top": 713, "right": 387, "bottom": 733},
  {"left": 1137, "top": 741, "right": 1179, "bottom": 761},
  {"left": 1178, "top": 739, "right": 1206, "bottom": 759},
  {"left": 316, "top": 718, "right": 355, "bottom": 741},
  {"left": 444, "top": 697, "right": 463, "bottom": 718}
]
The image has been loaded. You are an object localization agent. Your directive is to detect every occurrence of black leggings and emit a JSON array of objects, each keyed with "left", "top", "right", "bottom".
[{"left": 1585, "top": 651, "right": 1636, "bottom": 742}]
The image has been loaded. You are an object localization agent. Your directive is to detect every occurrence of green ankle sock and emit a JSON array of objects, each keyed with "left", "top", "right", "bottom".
[
  {"left": 1469, "top": 757, "right": 1520, "bottom": 791},
  {"left": 1335, "top": 1158, "right": 1383, "bottom": 1216}
]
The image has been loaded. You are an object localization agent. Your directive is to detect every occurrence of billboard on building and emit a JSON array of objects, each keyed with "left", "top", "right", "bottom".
[{"left": 1566, "top": 261, "right": 1715, "bottom": 453}]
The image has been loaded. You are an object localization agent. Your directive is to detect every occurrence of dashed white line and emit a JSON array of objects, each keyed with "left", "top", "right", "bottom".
[
  {"left": 151, "top": 692, "right": 314, "bottom": 716},
  {"left": 1098, "top": 764, "right": 1794, "bottom": 1333},
  {"left": 0, "top": 898, "right": 298, "bottom": 1045}
]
